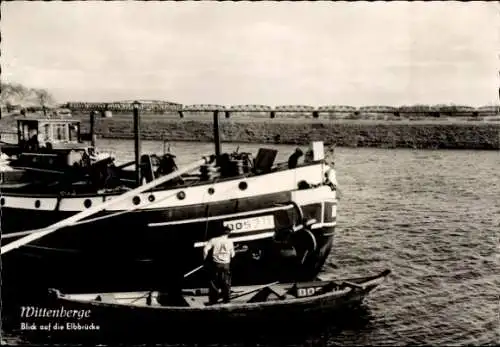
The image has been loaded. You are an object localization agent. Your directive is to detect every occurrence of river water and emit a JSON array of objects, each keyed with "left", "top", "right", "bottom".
[{"left": 3, "top": 139, "right": 499, "bottom": 346}]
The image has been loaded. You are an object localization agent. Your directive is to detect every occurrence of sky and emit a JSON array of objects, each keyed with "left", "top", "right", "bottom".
[{"left": 1, "top": 1, "right": 498, "bottom": 107}]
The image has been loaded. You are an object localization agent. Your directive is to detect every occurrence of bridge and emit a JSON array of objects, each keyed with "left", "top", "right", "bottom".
[{"left": 61, "top": 101, "right": 499, "bottom": 117}]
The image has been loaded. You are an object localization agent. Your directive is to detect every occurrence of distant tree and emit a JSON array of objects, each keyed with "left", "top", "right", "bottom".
[
  {"left": 1, "top": 82, "right": 29, "bottom": 105},
  {"left": 1, "top": 82, "right": 29, "bottom": 118},
  {"left": 31, "top": 88, "right": 55, "bottom": 116},
  {"left": 0, "top": 82, "right": 56, "bottom": 118}
]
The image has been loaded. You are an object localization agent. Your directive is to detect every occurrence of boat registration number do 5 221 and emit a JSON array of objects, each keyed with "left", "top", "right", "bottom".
[{"left": 223, "top": 215, "right": 275, "bottom": 234}]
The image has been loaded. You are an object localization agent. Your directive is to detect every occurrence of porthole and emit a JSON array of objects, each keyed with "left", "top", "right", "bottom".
[
  {"left": 35, "top": 200, "right": 41, "bottom": 208},
  {"left": 238, "top": 181, "right": 248, "bottom": 190},
  {"left": 148, "top": 194, "right": 155, "bottom": 202},
  {"left": 84, "top": 199, "right": 92, "bottom": 208},
  {"left": 208, "top": 187, "right": 215, "bottom": 195},
  {"left": 177, "top": 191, "right": 186, "bottom": 200},
  {"left": 0, "top": 198, "right": 5, "bottom": 206},
  {"left": 133, "top": 196, "right": 141, "bottom": 205}
]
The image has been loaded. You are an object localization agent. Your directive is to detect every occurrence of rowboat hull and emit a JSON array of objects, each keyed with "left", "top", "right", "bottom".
[{"left": 16, "top": 270, "right": 390, "bottom": 344}]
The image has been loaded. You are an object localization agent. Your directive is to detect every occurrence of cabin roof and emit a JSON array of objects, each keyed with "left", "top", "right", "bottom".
[{"left": 18, "top": 118, "right": 80, "bottom": 124}]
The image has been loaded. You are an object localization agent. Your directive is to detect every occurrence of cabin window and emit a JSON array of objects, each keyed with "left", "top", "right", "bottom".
[
  {"left": 54, "top": 124, "right": 68, "bottom": 141},
  {"left": 69, "top": 125, "right": 78, "bottom": 141},
  {"left": 43, "top": 124, "right": 51, "bottom": 142},
  {"left": 54, "top": 125, "right": 62, "bottom": 140},
  {"left": 22, "top": 124, "right": 30, "bottom": 140}
]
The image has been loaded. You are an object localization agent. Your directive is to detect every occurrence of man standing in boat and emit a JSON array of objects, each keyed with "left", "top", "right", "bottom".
[{"left": 203, "top": 225, "right": 235, "bottom": 304}]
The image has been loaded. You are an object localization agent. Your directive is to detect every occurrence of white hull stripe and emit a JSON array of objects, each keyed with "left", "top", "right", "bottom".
[
  {"left": 148, "top": 204, "right": 294, "bottom": 227},
  {"left": 310, "top": 222, "right": 337, "bottom": 229},
  {"left": 193, "top": 222, "right": 336, "bottom": 248},
  {"left": 194, "top": 232, "right": 275, "bottom": 248},
  {"left": 147, "top": 188, "right": 337, "bottom": 228},
  {"left": 1, "top": 164, "right": 335, "bottom": 212}
]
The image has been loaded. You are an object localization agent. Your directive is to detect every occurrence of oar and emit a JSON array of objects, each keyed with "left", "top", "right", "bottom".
[
  {"left": 225, "top": 281, "right": 279, "bottom": 301},
  {"left": 1, "top": 156, "right": 213, "bottom": 255},
  {"left": 182, "top": 244, "right": 249, "bottom": 279},
  {"left": 341, "top": 281, "right": 364, "bottom": 289},
  {"left": 184, "top": 265, "right": 204, "bottom": 278},
  {"left": 132, "top": 265, "right": 206, "bottom": 304}
]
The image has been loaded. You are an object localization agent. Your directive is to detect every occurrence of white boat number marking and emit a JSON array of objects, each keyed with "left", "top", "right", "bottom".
[
  {"left": 297, "top": 286, "right": 325, "bottom": 297},
  {"left": 224, "top": 215, "right": 275, "bottom": 234}
]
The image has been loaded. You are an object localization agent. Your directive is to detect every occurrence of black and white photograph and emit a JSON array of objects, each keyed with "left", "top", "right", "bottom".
[{"left": 1, "top": 1, "right": 498, "bottom": 346}]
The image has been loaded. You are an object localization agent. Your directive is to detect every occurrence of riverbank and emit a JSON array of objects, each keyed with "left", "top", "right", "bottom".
[
  {"left": 83, "top": 115, "right": 500, "bottom": 150},
  {"left": 1, "top": 114, "right": 499, "bottom": 150}
]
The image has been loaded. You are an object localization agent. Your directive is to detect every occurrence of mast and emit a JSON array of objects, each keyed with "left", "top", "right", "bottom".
[
  {"left": 89, "top": 111, "right": 96, "bottom": 147},
  {"left": 133, "top": 101, "right": 142, "bottom": 186},
  {"left": 213, "top": 110, "right": 221, "bottom": 157}
]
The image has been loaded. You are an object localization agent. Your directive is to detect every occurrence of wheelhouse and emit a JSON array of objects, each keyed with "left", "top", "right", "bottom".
[{"left": 17, "top": 118, "right": 83, "bottom": 150}]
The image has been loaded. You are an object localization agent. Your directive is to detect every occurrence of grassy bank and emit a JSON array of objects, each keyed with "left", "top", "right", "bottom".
[
  {"left": 80, "top": 114, "right": 500, "bottom": 150},
  {"left": 1, "top": 113, "right": 499, "bottom": 150}
]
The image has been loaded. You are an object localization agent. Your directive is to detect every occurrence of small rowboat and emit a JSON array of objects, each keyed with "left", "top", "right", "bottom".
[{"left": 26, "top": 270, "right": 390, "bottom": 343}]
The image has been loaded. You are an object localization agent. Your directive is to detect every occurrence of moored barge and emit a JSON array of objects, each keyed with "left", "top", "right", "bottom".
[{"left": 1, "top": 102, "right": 338, "bottom": 297}]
